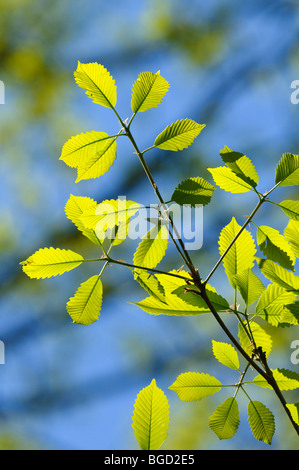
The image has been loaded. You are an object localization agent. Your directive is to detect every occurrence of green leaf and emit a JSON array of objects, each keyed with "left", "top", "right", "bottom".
[
  {"left": 132, "top": 379, "right": 169, "bottom": 450},
  {"left": 256, "top": 225, "right": 296, "bottom": 271},
  {"left": 154, "top": 119, "right": 205, "bottom": 151},
  {"left": 134, "top": 271, "right": 166, "bottom": 303},
  {"left": 238, "top": 321, "right": 272, "bottom": 357},
  {"left": 65, "top": 195, "right": 103, "bottom": 245},
  {"left": 60, "top": 131, "right": 114, "bottom": 169},
  {"left": 207, "top": 166, "right": 252, "bottom": 193},
  {"left": 133, "top": 270, "right": 229, "bottom": 316},
  {"left": 218, "top": 217, "right": 256, "bottom": 287},
  {"left": 171, "top": 177, "right": 215, "bottom": 206},
  {"left": 21, "top": 247, "right": 84, "bottom": 279},
  {"left": 220, "top": 146, "right": 259, "bottom": 187},
  {"left": 67, "top": 275, "right": 103, "bottom": 325},
  {"left": 280, "top": 301, "right": 299, "bottom": 325},
  {"left": 275, "top": 153, "right": 299, "bottom": 187},
  {"left": 169, "top": 372, "right": 222, "bottom": 402},
  {"left": 212, "top": 341, "right": 240, "bottom": 370},
  {"left": 284, "top": 219, "right": 299, "bottom": 257},
  {"left": 133, "top": 224, "right": 168, "bottom": 271},
  {"left": 253, "top": 368, "right": 299, "bottom": 390},
  {"left": 255, "top": 283, "right": 297, "bottom": 327},
  {"left": 81, "top": 198, "right": 139, "bottom": 246},
  {"left": 256, "top": 258, "right": 299, "bottom": 293},
  {"left": 75, "top": 137, "right": 117, "bottom": 182},
  {"left": 233, "top": 268, "right": 265, "bottom": 306},
  {"left": 209, "top": 397, "right": 240, "bottom": 440},
  {"left": 248, "top": 401, "right": 275, "bottom": 445},
  {"left": 131, "top": 71, "right": 169, "bottom": 113},
  {"left": 286, "top": 403, "right": 299, "bottom": 425},
  {"left": 74, "top": 61, "right": 117, "bottom": 109},
  {"left": 277, "top": 200, "right": 299, "bottom": 221}
]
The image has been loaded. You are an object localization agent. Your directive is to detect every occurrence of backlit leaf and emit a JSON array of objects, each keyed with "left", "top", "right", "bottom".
[
  {"left": 255, "top": 283, "right": 297, "bottom": 327},
  {"left": 233, "top": 268, "right": 265, "bottom": 306},
  {"left": 275, "top": 153, "right": 299, "bottom": 187},
  {"left": 75, "top": 137, "right": 117, "bottom": 182},
  {"left": 74, "top": 61, "right": 117, "bottom": 109},
  {"left": 284, "top": 219, "right": 299, "bottom": 257},
  {"left": 248, "top": 401, "right": 275, "bottom": 445},
  {"left": 60, "top": 131, "right": 113, "bottom": 169},
  {"left": 238, "top": 321, "right": 272, "bottom": 357},
  {"left": 253, "top": 368, "right": 299, "bottom": 391},
  {"left": 154, "top": 119, "right": 205, "bottom": 151},
  {"left": 21, "top": 247, "right": 84, "bottom": 279},
  {"left": 256, "top": 225, "right": 296, "bottom": 271},
  {"left": 133, "top": 223, "right": 168, "bottom": 271},
  {"left": 277, "top": 200, "right": 299, "bottom": 221},
  {"left": 65, "top": 195, "right": 103, "bottom": 245},
  {"left": 67, "top": 275, "right": 103, "bottom": 325},
  {"left": 208, "top": 166, "right": 252, "bottom": 193},
  {"left": 218, "top": 217, "right": 256, "bottom": 287},
  {"left": 256, "top": 258, "right": 299, "bottom": 293},
  {"left": 212, "top": 341, "right": 240, "bottom": 370},
  {"left": 220, "top": 146, "right": 259, "bottom": 187},
  {"left": 132, "top": 379, "right": 169, "bottom": 450},
  {"left": 169, "top": 372, "right": 222, "bottom": 401},
  {"left": 171, "top": 177, "right": 215, "bottom": 206},
  {"left": 209, "top": 397, "right": 240, "bottom": 440},
  {"left": 131, "top": 71, "right": 169, "bottom": 113}
]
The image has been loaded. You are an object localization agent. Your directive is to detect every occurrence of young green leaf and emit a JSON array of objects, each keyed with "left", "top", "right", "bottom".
[
  {"left": 171, "top": 177, "right": 215, "bottom": 206},
  {"left": 248, "top": 401, "right": 275, "bottom": 445},
  {"left": 169, "top": 372, "right": 222, "bottom": 401},
  {"left": 74, "top": 61, "right": 117, "bottom": 109},
  {"left": 255, "top": 283, "right": 297, "bottom": 327},
  {"left": 21, "top": 247, "right": 84, "bottom": 279},
  {"left": 60, "top": 131, "right": 114, "bottom": 169},
  {"left": 207, "top": 166, "right": 252, "bottom": 193},
  {"left": 134, "top": 270, "right": 166, "bottom": 303},
  {"left": 220, "top": 146, "right": 259, "bottom": 187},
  {"left": 277, "top": 200, "right": 299, "bottom": 221},
  {"left": 67, "top": 275, "right": 103, "bottom": 325},
  {"left": 233, "top": 268, "right": 265, "bottom": 306},
  {"left": 209, "top": 397, "right": 240, "bottom": 440},
  {"left": 256, "top": 258, "right": 299, "bottom": 293},
  {"left": 284, "top": 219, "right": 299, "bottom": 257},
  {"left": 133, "top": 224, "right": 168, "bottom": 271},
  {"left": 280, "top": 301, "right": 299, "bottom": 325},
  {"left": 275, "top": 153, "right": 299, "bottom": 187},
  {"left": 218, "top": 217, "right": 256, "bottom": 287},
  {"left": 65, "top": 195, "right": 103, "bottom": 245},
  {"left": 154, "top": 119, "right": 205, "bottom": 151},
  {"left": 238, "top": 321, "right": 272, "bottom": 357},
  {"left": 256, "top": 225, "right": 296, "bottom": 271},
  {"left": 212, "top": 341, "right": 240, "bottom": 370},
  {"left": 286, "top": 403, "right": 299, "bottom": 425},
  {"left": 253, "top": 368, "right": 299, "bottom": 390},
  {"left": 132, "top": 379, "right": 169, "bottom": 450},
  {"left": 131, "top": 71, "right": 169, "bottom": 114},
  {"left": 75, "top": 137, "right": 117, "bottom": 182}
]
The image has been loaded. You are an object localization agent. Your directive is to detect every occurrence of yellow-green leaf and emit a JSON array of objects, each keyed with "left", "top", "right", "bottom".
[
  {"left": 255, "top": 283, "right": 297, "bottom": 327},
  {"left": 256, "top": 258, "right": 299, "bottom": 293},
  {"left": 256, "top": 225, "right": 296, "bottom": 271},
  {"left": 275, "top": 153, "right": 299, "bottom": 187},
  {"left": 131, "top": 71, "right": 169, "bottom": 113},
  {"left": 21, "top": 247, "right": 84, "bottom": 279},
  {"left": 208, "top": 166, "right": 252, "bottom": 193},
  {"left": 154, "top": 119, "right": 205, "bottom": 151},
  {"left": 218, "top": 217, "right": 256, "bottom": 287},
  {"left": 209, "top": 397, "right": 240, "bottom": 440},
  {"left": 75, "top": 137, "right": 117, "bottom": 182},
  {"left": 74, "top": 61, "right": 117, "bottom": 109},
  {"left": 220, "top": 146, "right": 259, "bottom": 187},
  {"left": 132, "top": 379, "right": 169, "bottom": 450},
  {"left": 238, "top": 321, "right": 272, "bottom": 357},
  {"left": 233, "top": 268, "right": 265, "bottom": 306},
  {"left": 171, "top": 177, "right": 215, "bottom": 206},
  {"left": 169, "top": 372, "right": 222, "bottom": 401},
  {"left": 284, "top": 219, "right": 299, "bottom": 256},
  {"left": 133, "top": 224, "right": 168, "bottom": 271},
  {"left": 278, "top": 200, "right": 299, "bottom": 221},
  {"left": 60, "top": 131, "right": 113, "bottom": 169},
  {"left": 67, "top": 275, "right": 103, "bottom": 325},
  {"left": 65, "top": 195, "right": 103, "bottom": 245},
  {"left": 212, "top": 341, "right": 240, "bottom": 370},
  {"left": 248, "top": 401, "right": 275, "bottom": 445},
  {"left": 253, "top": 368, "right": 299, "bottom": 390}
]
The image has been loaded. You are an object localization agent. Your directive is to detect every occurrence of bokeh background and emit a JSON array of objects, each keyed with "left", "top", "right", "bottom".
[{"left": 0, "top": 0, "right": 298, "bottom": 450}]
